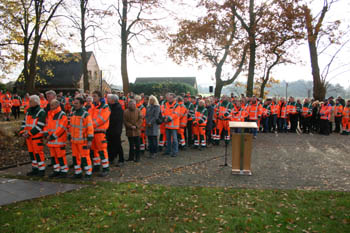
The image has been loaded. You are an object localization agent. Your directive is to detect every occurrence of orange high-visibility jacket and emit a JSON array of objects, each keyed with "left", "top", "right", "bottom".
[
  {"left": 178, "top": 101, "right": 188, "bottom": 128},
  {"left": 335, "top": 104, "right": 344, "bottom": 117},
  {"left": 320, "top": 105, "right": 331, "bottom": 120},
  {"left": 69, "top": 108, "right": 94, "bottom": 144},
  {"left": 20, "top": 105, "right": 46, "bottom": 137},
  {"left": 2, "top": 98, "right": 12, "bottom": 109},
  {"left": 287, "top": 102, "right": 297, "bottom": 115},
  {"left": 217, "top": 101, "right": 233, "bottom": 120},
  {"left": 11, "top": 96, "right": 22, "bottom": 107},
  {"left": 23, "top": 98, "right": 30, "bottom": 114},
  {"left": 137, "top": 102, "right": 146, "bottom": 128},
  {"left": 279, "top": 104, "right": 287, "bottom": 119},
  {"left": 343, "top": 107, "right": 350, "bottom": 119},
  {"left": 301, "top": 103, "right": 312, "bottom": 118},
  {"left": 247, "top": 103, "right": 262, "bottom": 121},
  {"left": 193, "top": 105, "right": 208, "bottom": 126},
  {"left": 91, "top": 102, "right": 111, "bottom": 132},
  {"left": 270, "top": 103, "right": 278, "bottom": 115},
  {"left": 43, "top": 106, "right": 68, "bottom": 147},
  {"left": 40, "top": 98, "right": 48, "bottom": 109},
  {"left": 164, "top": 101, "right": 180, "bottom": 130},
  {"left": 119, "top": 99, "right": 126, "bottom": 110}
]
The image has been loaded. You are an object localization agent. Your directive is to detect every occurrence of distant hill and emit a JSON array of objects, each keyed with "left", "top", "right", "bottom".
[{"left": 197, "top": 80, "right": 350, "bottom": 99}]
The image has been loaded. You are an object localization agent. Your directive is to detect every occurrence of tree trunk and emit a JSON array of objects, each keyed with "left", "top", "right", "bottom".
[
  {"left": 308, "top": 40, "right": 326, "bottom": 100},
  {"left": 246, "top": 0, "right": 256, "bottom": 97},
  {"left": 259, "top": 79, "right": 268, "bottom": 99},
  {"left": 215, "top": 81, "right": 224, "bottom": 98},
  {"left": 81, "top": 0, "right": 89, "bottom": 92},
  {"left": 121, "top": 0, "right": 130, "bottom": 94}
]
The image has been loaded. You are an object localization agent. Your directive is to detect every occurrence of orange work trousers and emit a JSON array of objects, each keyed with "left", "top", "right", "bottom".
[
  {"left": 215, "top": 119, "right": 230, "bottom": 141},
  {"left": 342, "top": 118, "right": 350, "bottom": 132},
  {"left": 26, "top": 137, "right": 45, "bottom": 171},
  {"left": 91, "top": 132, "right": 109, "bottom": 169},
  {"left": 192, "top": 124, "right": 206, "bottom": 147},
  {"left": 159, "top": 123, "right": 166, "bottom": 147},
  {"left": 49, "top": 147, "right": 68, "bottom": 173},
  {"left": 177, "top": 127, "right": 186, "bottom": 146},
  {"left": 71, "top": 143, "right": 92, "bottom": 175},
  {"left": 140, "top": 129, "right": 146, "bottom": 151}
]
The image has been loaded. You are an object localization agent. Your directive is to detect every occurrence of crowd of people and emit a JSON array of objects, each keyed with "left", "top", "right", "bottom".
[{"left": 0, "top": 89, "right": 349, "bottom": 179}]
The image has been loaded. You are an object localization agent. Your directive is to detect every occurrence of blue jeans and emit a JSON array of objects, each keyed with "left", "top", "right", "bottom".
[
  {"left": 166, "top": 129, "right": 178, "bottom": 155},
  {"left": 278, "top": 118, "right": 287, "bottom": 132},
  {"left": 248, "top": 120, "right": 258, "bottom": 137}
]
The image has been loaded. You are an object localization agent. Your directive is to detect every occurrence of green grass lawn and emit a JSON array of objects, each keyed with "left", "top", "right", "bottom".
[{"left": 0, "top": 182, "right": 349, "bottom": 232}]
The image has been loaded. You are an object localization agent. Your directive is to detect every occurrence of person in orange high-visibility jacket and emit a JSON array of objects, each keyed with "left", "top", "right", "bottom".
[
  {"left": 177, "top": 96, "right": 188, "bottom": 148},
  {"left": 301, "top": 98, "right": 313, "bottom": 134},
  {"left": 64, "top": 96, "right": 73, "bottom": 114},
  {"left": 43, "top": 100, "right": 69, "bottom": 178},
  {"left": 163, "top": 93, "right": 181, "bottom": 156},
  {"left": 341, "top": 100, "right": 350, "bottom": 135},
  {"left": 69, "top": 97, "right": 94, "bottom": 179},
  {"left": 278, "top": 98, "right": 288, "bottom": 133},
  {"left": 192, "top": 100, "right": 208, "bottom": 149},
  {"left": 2, "top": 94, "right": 12, "bottom": 121},
  {"left": 23, "top": 93, "right": 30, "bottom": 115},
  {"left": 246, "top": 96, "right": 262, "bottom": 138},
  {"left": 269, "top": 98, "right": 279, "bottom": 132},
  {"left": 287, "top": 97, "right": 298, "bottom": 133},
  {"left": 319, "top": 101, "right": 331, "bottom": 135},
  {"left": 11, "top": 93, "right": 22, "bottom": 120},
  {"left": 215, "top": 96, "right": 233, "bottom": 145},
  {"left": 19, "top": 95, "right": 47, "bottom": 177},
  {"left": 136, "top": 95, "right": 147, "bottom": 153},
  {"left": 91, "top": 91, "right": 111, "bottom": 176},
  {"left": 334, "top": 99, "right": 344, "bottom": 133},
  {"left": 184, "top": 96, "right": 195, "bottom": 147},
  {"left": 39, "top": 93, "right": 48, "bottom": 109},
  {"left": 158, "top": 100, "right": 167, "bottom": 150}
]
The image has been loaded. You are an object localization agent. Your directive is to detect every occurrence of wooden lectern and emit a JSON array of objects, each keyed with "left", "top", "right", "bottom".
[{"left": 229, "top": 121, "right": 258, "bottom": 175}]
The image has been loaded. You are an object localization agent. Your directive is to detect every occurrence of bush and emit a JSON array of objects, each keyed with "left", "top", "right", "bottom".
[{"left": 130, "top": 82, "right": 197, "bottom": 96}]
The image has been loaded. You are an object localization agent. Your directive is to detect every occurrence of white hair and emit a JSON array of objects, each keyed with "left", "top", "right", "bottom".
[
  {"left": 29, "top": 95, "right": 40, "bottom": 105},
  {"left": 135, "top": 95, "right": 141, "bottom": 101},
  {"left": 107, "top": 94, "right": 119, "bottom": 102}
]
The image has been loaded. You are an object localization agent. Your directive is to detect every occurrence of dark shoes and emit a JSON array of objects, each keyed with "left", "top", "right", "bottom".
[
  {"left": 93, "top": 165, "right": 101, "bottom": 173},
  {"left": 49, "top": 172, "right": 61, "bottom": 178},
  {"left": 27, "top": 170, "right": 38, "bottom": 176},
  {"left": 98, "top": 171, "right": 109, "bottom": 177}
]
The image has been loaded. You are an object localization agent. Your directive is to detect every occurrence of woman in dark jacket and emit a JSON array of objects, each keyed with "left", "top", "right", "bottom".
[{"left": 145, "top": 95, "right": 160, "bottom": 158}]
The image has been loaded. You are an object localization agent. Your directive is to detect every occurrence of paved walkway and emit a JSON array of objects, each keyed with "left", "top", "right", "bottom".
[
  {"left": 0, "top": 132, "right": 349, "bottom": 205},
  {"left": 0, "top": 178, "right": 85, "bottom": 206}
]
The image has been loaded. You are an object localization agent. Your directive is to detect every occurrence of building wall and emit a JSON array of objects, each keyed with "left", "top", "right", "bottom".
[{"left": 78, "top": 55, "right": 101, "bottom": 91}]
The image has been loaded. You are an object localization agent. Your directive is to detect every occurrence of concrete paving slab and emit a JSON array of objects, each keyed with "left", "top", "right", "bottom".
[{"left": 0, "top": 178, "right": 85, "bottom": 206}]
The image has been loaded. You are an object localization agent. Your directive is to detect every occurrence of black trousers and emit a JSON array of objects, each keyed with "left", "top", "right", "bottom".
[
  {"left": 107, "top": 135, "right": 124, "bottom": 163},
  {"left": 320, "top": 119, "right": 330, "bottom": 135},
  {"left": 12, "top": 106, "right": 20, "bottom": 119},
  {"left": 148, "top": 136, "right": 158, "bottom": 154},
  {"left": 128, "top": 136, "right": 140, "bottom": 161},
  {"left": 335, "top": 116, "right": 342, "bottom": 133},
  {"left": 302, "top": 117, "right": 311, "bottom": 133},
  {"left": 185, "top": 120, "right": 193, "bottom": 146},
  {"left": 289, "top": 114, "right": 298, "bottom": 132}
]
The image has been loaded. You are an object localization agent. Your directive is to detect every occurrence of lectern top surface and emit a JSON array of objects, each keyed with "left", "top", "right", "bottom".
[{"left": 229, "top": 121, "right": 258, "bottom": 129}]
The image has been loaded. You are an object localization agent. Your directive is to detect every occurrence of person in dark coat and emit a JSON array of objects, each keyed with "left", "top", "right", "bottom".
[
  {"left": 205, "top": 98, "right": 214, "bottom": 146},
  {"left": 145, "top": 95, "right": 160, "bottom": 158},
  {"left": 106, "top": 94, "right": 124, "bottom": 166}
]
